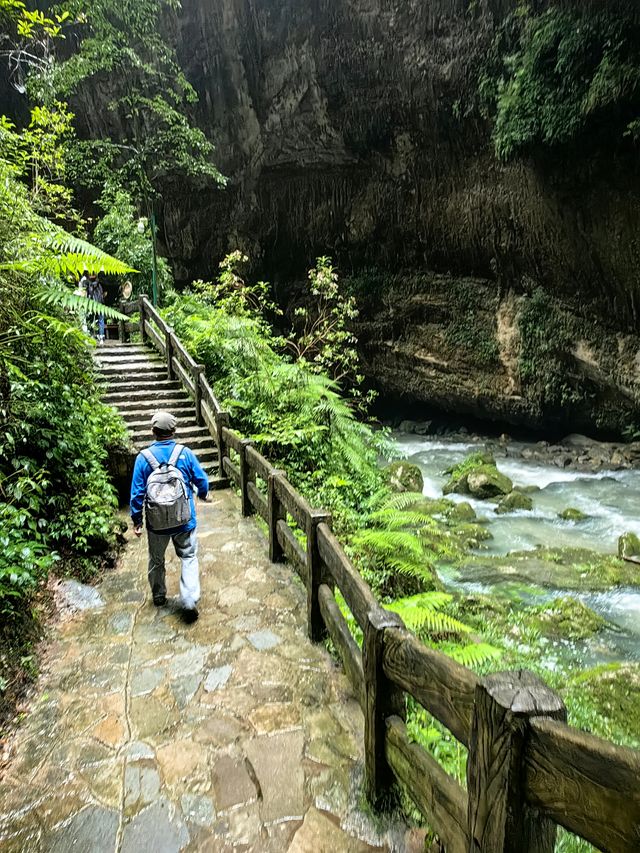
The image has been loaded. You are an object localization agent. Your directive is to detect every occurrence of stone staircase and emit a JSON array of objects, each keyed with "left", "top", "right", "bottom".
[{"left": 94, "top": 342, "right": 219, "bottom": 481}]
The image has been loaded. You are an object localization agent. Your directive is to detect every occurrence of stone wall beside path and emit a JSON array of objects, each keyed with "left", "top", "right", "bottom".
[{"left": 0, "top": 491, "right": 422, "bottom": 852}]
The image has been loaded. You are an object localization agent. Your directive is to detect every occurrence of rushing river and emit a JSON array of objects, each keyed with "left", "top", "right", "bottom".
[{"left": 392, "top": 432, "right": 640, "bottom": 664}]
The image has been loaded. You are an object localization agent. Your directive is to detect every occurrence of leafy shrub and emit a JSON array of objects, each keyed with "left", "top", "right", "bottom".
[
  {"left": 163, "top": 283, "right": 387, "bottom": 533},
  {"left": 93, "top": 187, "right": 173, "bottom": 299},
  {"left": 481, "top": 5, "right": 640, "bottom": 160},
  {"left": 517, "top": 288, "right": 584, "bottom": 411}
]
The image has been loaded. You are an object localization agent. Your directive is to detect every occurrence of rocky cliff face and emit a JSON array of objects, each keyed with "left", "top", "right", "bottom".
[
  {"left": 155, "top": 0, "right": 640, "bottom": 434},
  {"left": 57, "top": 0, "right": 640, "bottom": 432}
]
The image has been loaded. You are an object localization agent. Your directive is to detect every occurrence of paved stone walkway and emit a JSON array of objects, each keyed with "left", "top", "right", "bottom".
[{"left": 0, "top": 492, "right": 418, "bottom": 852}]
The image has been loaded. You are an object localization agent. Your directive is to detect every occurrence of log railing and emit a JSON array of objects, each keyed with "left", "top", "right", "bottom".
[{"left": 137, "top": 296, "right": 640, "bottom": 853}]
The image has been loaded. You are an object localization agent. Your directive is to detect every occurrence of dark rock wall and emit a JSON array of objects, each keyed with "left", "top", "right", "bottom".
[
  {"left": 5, "top": 0, "right": 637, "bottom": 432},
  {"left": 167, "top": 0, "right": 640, "bottom": 324}
]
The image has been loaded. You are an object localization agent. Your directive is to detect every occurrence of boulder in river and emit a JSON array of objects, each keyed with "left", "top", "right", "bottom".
[
  {"left": 384, "top": 461, "right": 424, "bottom": 493},
  {"left": 530, "top": 596, "right": 605, "bottom": 641},
  {"left": 495, "top": 491, "right": 533, "bottom": 514},
  {"left": 466, "top": 466, "right": 513, "bottom": 499},
  {"left": 457, "top": 546, "right": 637, "bottom": 591},
  {"left": 562, "top": 433, "right": 600, "bottom": 449},
  {"left": 442, "top": 451, "right": 496, "bottom": 496},
  {"left": 559, "top": 507, "right": 588, "bottom": 522},
  {"left": 618, "top": 532, "right": 640, "bottom": 560},
  {"left": 450, "top": 501, "right": 476, "bottom": 521}
]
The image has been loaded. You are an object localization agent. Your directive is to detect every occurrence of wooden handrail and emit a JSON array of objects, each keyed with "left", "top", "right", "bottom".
[
  {"left": 135, "top": 303, "right": 640, "bottom": 853},
  {"left": 383, "top": 626, "right": 478, "bottom": 747},
  {"left": 525, "top": 717, "right": 640, "bottom": 851}
]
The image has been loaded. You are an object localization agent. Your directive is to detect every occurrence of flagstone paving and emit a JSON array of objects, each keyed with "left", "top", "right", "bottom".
[{"left": 0, "top": 491, "right": 420, "bottom": 852}]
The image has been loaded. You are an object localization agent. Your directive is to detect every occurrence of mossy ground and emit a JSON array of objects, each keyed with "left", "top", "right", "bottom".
[{"left": 455, "top": 546, "right": 639, "bottom": 591}]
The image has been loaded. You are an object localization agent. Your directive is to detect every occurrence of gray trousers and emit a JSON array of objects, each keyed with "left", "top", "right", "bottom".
[{"left": 147, "top": 527, "right": 200, "bottom": 609}]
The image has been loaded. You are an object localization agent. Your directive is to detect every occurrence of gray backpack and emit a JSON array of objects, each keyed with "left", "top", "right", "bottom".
[{"left": 141, "top": 444, "right": 192, "bottom": 531}]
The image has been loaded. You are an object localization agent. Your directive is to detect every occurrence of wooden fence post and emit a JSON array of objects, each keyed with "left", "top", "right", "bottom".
[
  {"left": 215, "top": 412, "right": 229, "bottom": 479},
  {"left": 139, "top": 297, "right": 147, "bottom": 343},
  {"left": 267, "top": 469, "right": 286, "bottom": 563},
  {"left": 165, "top": 329, "right": 174, "bottom": 379},
  {"left": 193, "top": 364, "right": 204, "bottom": 425},
  {"left": 466, "top": 669, "right": 566, "bottom": 852},
  {"left": 363, "top": 608, "right": 406, "bottom": 807},
  {"left": 239, "top": 438, "right": 255, "bottom": 517},
  {"left": 305, "top": 510, "right": 332, "bottom": 642}
]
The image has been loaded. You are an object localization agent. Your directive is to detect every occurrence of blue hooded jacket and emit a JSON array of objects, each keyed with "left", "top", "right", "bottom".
[{"left": 130, "top": 439, "right": 209, "bottom": 534}]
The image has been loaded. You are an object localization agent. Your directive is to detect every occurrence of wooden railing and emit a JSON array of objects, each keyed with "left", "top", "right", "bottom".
[{"left": 137, "top": 296, "right": 640, "bottom": 853}]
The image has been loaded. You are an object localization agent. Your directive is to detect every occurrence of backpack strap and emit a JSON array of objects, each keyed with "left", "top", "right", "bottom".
[
  {"left": 140, "top": 448, "right": 160, "bottom": 470},
  {"left": 168, "top": 443, "right": 185, "bottom": 467}
]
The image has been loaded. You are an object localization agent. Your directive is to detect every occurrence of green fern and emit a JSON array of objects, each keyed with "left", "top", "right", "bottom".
[
  {"left": 446, "top": 642, "right": 502, "bottom": 668},
  {"left": 38, "top": 288, "right": 127, "bottom": 320},
  {"left": 353, "top": 529, "right": 425, "bottom": 560},
  {"left": 386, "top": 593, "right": 472, "bottom": 635}
]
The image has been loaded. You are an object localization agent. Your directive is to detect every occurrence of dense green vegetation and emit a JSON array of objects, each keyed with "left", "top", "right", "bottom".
[
  {"left": 0, "top": 22, "right": 131, "bottom": 715},
  {"left": 481, "top": 2, "right": 640, "bottom": 161},
  {"left": 161, "top": 260, "right": 639, "bottom": 851}
]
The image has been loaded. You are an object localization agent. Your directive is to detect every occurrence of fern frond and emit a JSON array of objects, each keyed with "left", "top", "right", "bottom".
[
  {"left": 447, "top": 642, "right": 502, "bottom": 668},
  {"left": 385, "top": 593, "right": 471, "bottom": 634},
  {"left": 369, "top": 508, "right": 438, "bottom": 529},
  {"left": 37, "top": 288, "right": 128, "bottom": 320},
  {"left": 2, "top": 240, "right": 135, "bottom": 278},
  {"left": 352, "top": 529, "right": 424, "bottom": 559},
  {"left": 376, "top": 491, "right": 427, "bottom": 511},
  {"left": 383, "top": 556, "right": 430, "bottom": 579}
]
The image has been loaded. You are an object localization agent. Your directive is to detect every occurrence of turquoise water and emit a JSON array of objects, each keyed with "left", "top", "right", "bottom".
[{"left": 392, "top": 432, "right": 640, "bottom": 662}]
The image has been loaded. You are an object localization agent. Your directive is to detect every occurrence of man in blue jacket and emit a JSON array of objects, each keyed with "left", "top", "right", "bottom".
[{"left": 130, "top": 410, "right": 209, "bottom": 623}]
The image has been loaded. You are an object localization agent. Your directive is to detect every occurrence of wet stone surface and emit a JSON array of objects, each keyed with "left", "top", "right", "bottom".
[{"left": 0, "top": 490, "right": 414, "bottom": 852}]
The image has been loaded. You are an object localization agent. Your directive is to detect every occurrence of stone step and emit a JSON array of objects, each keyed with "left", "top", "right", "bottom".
[
  {"left": 113, "top": 397, "right": 192, "bottom": 413},
  {"left": 96, "top": 360, "right": 165, "bottom": 372},
  {"left": 99, "top": 371, "right": 167, "bottom": 384},
  {"left": 194, "top": 451, "right": 219, "bottom": 467},
  {"left": 131, "top": 432, "right": 218, "bottom": 454},
  {"left": 98, "top": 364, "right": 167, "bottom": 382},
  {"left": 95, "top": 350, "right": 162, "bottom": 361},
  {"left": 101, "top": 379, "right": 181, "bottom": 394},
  {"left": 103, "top": 387, "right": 190, "bottom": 403},
  {"left": 130, "top": 441, "right": 218, "bottom": 462},
  {"left": 119, "top": 405, "right": 195, "bottom": 423},
  {"left": 128, "top": 424, "right": 212, "bottom": 442},
  {"left": 96, "top": 345, "right": 149, "bottom": 355},
  {"left": 125, "top": 415, "right": 199, "bottom": 431}
]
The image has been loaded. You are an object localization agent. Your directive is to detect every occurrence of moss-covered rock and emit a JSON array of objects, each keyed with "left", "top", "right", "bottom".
[
  {"left": 444, "top": 451, "right": 495, "bottom": 479},
  {"left": 455, "top": 523, "right": 493, "bottom": 550},
  {"left": 562, "top": 664, "right": 640, "bottom": 747},
  {"left": 456, "top": 547, "right": 639, "bottom": 591},
  {"left": 466, "top": 465, "right": 513, "bottom": 499},
  {"left": 495, "top": 491, "right": 533, "bottom": 514},
  {"left": 559, "top": 507, "right": 588, "bottom": 521},
  {"left": 618, "top": 531, "right": 640, "bottom": 559},
  {"left": 450, "top": 501, "right": 476, "bottom": 521},
  {"left": 409, "top": 497, "right": 453, "bottom": 517},
  {"left": 530, "top": 596, "right": 605, "bottom": 640},
  {"left": 442, "top": 474, "right": 470, "bottom": 496},
  {"left": 443, "top": 452, "right": 515, "bottom": 500},
  {"left": 384, "top": 461, "right": 424, "bottom": 494}
]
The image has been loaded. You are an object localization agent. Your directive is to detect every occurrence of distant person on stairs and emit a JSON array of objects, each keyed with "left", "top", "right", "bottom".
[
  {"left": 130, "top": 410, "right": 209, "bottom": 623},
  {"left": 86, "top": 274, "right": 105, "bottom": 343}
]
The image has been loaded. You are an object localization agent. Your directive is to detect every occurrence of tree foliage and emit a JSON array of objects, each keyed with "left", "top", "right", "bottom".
[
  {"left": 0, "top": 90, "right": 128, "bottom": 707},
  {"left": 481, "top": 3, "right": 640, "bottom": 160},
  {"left": 93, "top": 187, "right": 172, "bottom": 299},
  {"left": 41, "top": 0, "right": 225, "bottom": 200}
]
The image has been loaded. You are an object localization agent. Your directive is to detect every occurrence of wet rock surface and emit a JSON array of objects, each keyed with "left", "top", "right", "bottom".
[{"left": 0, "top": 492, "right": 411, "bottom": 852}]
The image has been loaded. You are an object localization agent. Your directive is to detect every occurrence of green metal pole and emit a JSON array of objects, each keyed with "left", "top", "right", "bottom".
[{"left": 150, "top": 207, "right": 158, "bottom": 307}]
